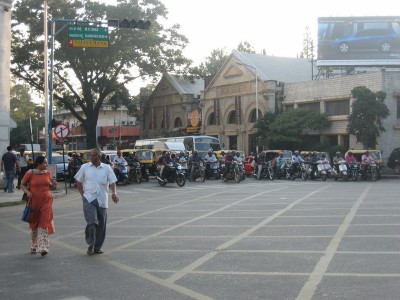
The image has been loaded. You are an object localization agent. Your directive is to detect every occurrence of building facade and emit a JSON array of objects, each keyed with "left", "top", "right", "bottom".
[
  {"left": 139, "top": 73, "right": 204, "bottom": 138},
  {"left": 52, "top": 105, "right": 139, "bottom": 150}
]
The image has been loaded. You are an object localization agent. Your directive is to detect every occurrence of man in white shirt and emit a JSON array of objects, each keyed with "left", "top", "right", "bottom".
[
  {"left": 16, "top": 147, "right": 29, "bottom": 189},
  {"left": 74, "top": 148, "right": 119, "bottom": 256}
]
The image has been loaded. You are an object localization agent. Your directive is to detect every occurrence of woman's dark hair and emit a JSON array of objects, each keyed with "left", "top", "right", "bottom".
[{"left": 34, "top": 155, "right": 46, "bottom": 168}]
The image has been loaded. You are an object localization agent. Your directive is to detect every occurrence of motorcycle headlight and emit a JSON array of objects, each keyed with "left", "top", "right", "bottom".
[{"left": 177, "top": 165, "right": 182, "bottom": 170}]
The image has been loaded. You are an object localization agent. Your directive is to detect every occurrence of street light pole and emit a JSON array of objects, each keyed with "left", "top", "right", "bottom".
[{"left": 236, "top": 62, "right": 259, "bottom": 153}]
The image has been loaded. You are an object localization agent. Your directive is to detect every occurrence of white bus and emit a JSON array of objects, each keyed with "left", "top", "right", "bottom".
[{"left": 134, "top": 135, "right": 222, "bottom": 154}]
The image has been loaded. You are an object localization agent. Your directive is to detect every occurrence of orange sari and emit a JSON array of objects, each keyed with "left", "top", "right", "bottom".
[{"left": 23, "top": 170, "right": 55, "bottom": 234}]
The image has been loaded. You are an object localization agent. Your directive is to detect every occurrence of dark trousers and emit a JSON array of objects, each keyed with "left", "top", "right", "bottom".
[
  {"left": 18, "top": 166, "right": 28, "bottom": 187},
  {"left": 82, "top": 198, "right": 107, "bottom": 250}
]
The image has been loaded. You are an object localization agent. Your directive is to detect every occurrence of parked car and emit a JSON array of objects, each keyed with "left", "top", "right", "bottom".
[
  {"left": 332, "top": 28, "right": 400, "bottom": 53},
  {"left": 51, "top": 154, "right": 70, "bottom": 181},
  {"left": 387, "top": 147, "right": 400, "bottom": 174}
]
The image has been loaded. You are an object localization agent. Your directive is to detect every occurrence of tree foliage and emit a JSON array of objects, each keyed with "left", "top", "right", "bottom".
[
  {"left": 11, "top": 0, "right": 192, "bottom": 148},
  {"left": 299, "top": 26, "right": 314, "bottom": 60},
  {"left": 10, "top": 82, "right": 44, "bottom": 147},
  {"left": 346, "top": 86, "right": 389, "bottom": 149},
  {"left": 267, "top": 109, "right": 330, "bottom": 149}
]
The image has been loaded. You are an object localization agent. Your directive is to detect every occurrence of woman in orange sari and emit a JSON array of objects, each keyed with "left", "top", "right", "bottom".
[{"left": 21, "top": 156, "right": 57, "bottom": 256}]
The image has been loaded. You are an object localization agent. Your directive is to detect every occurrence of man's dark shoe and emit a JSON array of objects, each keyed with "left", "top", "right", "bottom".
[
  {"left": 94, "top": 249, "right": 104, "bottom": 254},
  {"left": 87, "top": 246, "right": 94, "bottom": 256}
]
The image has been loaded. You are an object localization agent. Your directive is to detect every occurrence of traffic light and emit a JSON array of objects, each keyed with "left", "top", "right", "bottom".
[
  {"left": 108, "top": 19, "right": 151, "bottom": 30},
  {"left": 51, "top": 119, "right": 62, "bottom": 128}
]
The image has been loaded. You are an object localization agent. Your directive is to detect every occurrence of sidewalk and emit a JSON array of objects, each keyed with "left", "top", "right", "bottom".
[{"left": 0, "top": 178, "right": 75, "bottom": 205}]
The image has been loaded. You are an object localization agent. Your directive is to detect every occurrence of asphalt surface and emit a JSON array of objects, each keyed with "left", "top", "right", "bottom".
[{"left": 1, "top": 175, "right": 400, "bottom": 300}]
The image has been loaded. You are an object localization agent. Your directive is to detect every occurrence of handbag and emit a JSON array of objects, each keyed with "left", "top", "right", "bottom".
[
  {"left": 21, "top": 201, "right": 33, "bottom": 222},
  {"left": 21, "top": 170, "right": 34, "bottom": 202}
]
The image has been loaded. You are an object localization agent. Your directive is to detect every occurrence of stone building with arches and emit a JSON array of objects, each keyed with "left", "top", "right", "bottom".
[
  {"left": 200, "top": 50, "right": 316, "bottom": 153},
  {"left": 139, "top": 73, "right": 204, "bottom": 138}
]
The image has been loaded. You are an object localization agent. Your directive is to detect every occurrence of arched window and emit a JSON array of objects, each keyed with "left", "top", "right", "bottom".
[
  {"left": 227, "top": 110, "right": 236, "bottom": 124},
  {"left": 174, "top": 117, "right": 182, "bottom": 128},
  {"left": 208, "top": 112, "right": 216, "bottom": 125},
  {"left": 249, "top": 109, "right": 262, "bottom": 123}
]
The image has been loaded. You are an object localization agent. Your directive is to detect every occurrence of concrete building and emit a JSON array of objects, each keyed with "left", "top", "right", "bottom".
[{"left": 52, "top": 105, "right": 139, "bottom": 150}]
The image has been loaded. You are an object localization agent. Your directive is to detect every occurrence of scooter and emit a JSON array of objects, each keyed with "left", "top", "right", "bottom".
[
  {"left": 333, "top": 160, "right": 348, "bottom": 181},
  {"left": 157, "top": 162, "right": 186, "bottom": 187},
  {"left": 114, "top": 162, "right": 129, "bottom": 185}
]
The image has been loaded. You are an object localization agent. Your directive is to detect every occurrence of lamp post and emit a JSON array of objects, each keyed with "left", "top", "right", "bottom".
[{"left": 236, "top": 62, "right": 259, "bottom": 153}]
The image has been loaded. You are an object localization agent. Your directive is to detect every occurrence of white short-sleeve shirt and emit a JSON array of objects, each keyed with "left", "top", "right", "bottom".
[{"left": 74, "top": 162, "right": 117, "bottom": 208}]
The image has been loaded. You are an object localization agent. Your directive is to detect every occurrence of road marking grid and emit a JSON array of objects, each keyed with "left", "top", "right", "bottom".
[{"left": 2, "top": 180, "right": 400, "bottom": 299}]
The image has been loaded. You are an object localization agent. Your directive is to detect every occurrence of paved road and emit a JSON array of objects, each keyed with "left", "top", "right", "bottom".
[{"left": 1, "top": 177, "right": 400, "bottom": 300}]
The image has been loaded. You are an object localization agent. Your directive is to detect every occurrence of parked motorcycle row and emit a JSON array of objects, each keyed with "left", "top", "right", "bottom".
[{"left": 253, "top": 157, "right": 380, "bottom": 182}]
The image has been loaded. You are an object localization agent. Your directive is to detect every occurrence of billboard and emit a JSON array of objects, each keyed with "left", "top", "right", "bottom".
[{"left": 317, "top": 16, "right": 400, "bottom": 67}]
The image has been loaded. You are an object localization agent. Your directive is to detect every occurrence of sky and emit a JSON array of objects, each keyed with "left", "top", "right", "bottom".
[{"left": 101, "top": 0, "right": 398, "bottom": 91}]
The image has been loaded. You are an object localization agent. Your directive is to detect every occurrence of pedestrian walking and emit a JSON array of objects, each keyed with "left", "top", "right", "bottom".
[
  {"left": 1, "top": 146, "right": 18, "bottom": 193},
  {"left": 74, "top": 148, "right": 119, "bottom": 256},
  {"left": 17, "top": 147, "right": 29, "bottom": 189},
  {"left": 20, "top": 155, "right": 57, "bottom": 256}
]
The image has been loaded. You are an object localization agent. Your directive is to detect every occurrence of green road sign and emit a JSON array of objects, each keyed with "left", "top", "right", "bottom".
[{"left": 67, "top": 25, "right": 109, "bottom": 48}]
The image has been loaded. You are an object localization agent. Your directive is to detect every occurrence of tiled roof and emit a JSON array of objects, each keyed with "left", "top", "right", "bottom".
[
  {"left": 233, "top": 49, "right": 317, "bottom": 83},
  {"left": 164, "top": 73, "right": 204, "bottom": 96}
]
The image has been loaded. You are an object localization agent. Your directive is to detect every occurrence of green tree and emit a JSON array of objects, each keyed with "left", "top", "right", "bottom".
[
  {"left": 189, "top": 41, "right": 255, "bottom": 79},
  {"left": 11, "top": 0, "right": 192, "bottom": 148},
  {"left": 253, "top": 112, "right": 276, "bottom": 149},
  {"left": 299, "top": 26, "right": 314, "bottom": 60},
  {"left": 237, "top": 41, "right": 256, "bottom": 54},
  {"left": 268, "top": 109, "right": 330, "bottom": 149},
  {"left": 10, "top": 83, "right": 44, "bottom": 147},
  {"left": 347, "top": 86, "right": 390, "bottom": 149}
]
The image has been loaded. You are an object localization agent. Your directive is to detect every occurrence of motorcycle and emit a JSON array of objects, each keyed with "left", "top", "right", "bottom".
[
  {"left": 236, "top": 160, "right": 246, "bottom": 181},
  {"left": 190, "top": 161, "right": 206, "bottom": 182},
  {"left": 205, "top": 161, "right": 221, "bottom": 180},
  {"left": 128, "top": 161, "right": 143, "bottom": 183},
  {"left": 157, "top": 162, "right": 186, "bottom": 187},
  {"left": 360, "top": 161, "right": 378, "bottom": 182},
  {"left": 114, "top": 162, "right": 129, "bottom": 185},
  {"left": 223, "top": 161, "right": 241, "bottom": 183},
  {"left": 291, "top": 162, "right": 308, "bottom": 181},
  {"left": 255, "top": 160, "right": 275, "bottom": 180},
  {"left": 333, "top": 160, "right": 348, "bottom": 181},
  {"left": 179, "top": 157, "right": 189, "bottom": 178},
  {"left": 275, "top": 159, "right": 294, "bottom": 180},
  {"left": 311, "top": 160, "right": 332, "bottom": 181},
  {"left": 347, "top": 162, "right": 360, "bottom": 181}
]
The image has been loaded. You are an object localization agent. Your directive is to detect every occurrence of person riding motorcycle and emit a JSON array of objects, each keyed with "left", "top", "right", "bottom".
[
  {"left": 189, "top": 150, "right": 203, "bottom": 179},
  {"left": 100, "top": 153, "right": 112, "bottom": 166},
  {"left": 345, "top": 151, "right": 357, "bottom": 164},
  {"left": 161, "top": 152, "right": 176, "bottom": 180},
  {"left": 126, "top": 151, "right": 139, "bottom": 164},
  {"left": 332, "top": 151, "right": 345, "bottom": 174},
  {"left": 68, "top": 153, "right": 84, "bottom": 176},
  {"left": 276, "top": 151, "right": 286, "bottom": 174},
  {"left": 361, "top": 150, "right": 373, "bottom": 177},
  {"left": 291, "top": 150, "right": 304, "bottom": 175},
  {"left": 204, "top": 150, "right": 218, "bottom": 177},
  {"left": 223, "top": 151, "right": 234, "bottom": 178},
  {"left": 113, "top": 150, "right": 128, "bottom": 177}
]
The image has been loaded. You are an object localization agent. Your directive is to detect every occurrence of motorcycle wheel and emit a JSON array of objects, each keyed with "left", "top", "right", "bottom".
[
  {"left": 321, "top": 174, "right": 327, "bottom": 181},
  {"left": 234, "top": 172, "right": 241, "bottom": 183},
  {"left": 301, "top": 171, "right": 308, "bottom": 181},
  {"left": 176, "top": 174, "right": 186, "bottom": 187},
  {"left": 200, "top": 173, "right": 206, "bottom": 182},
  {"left": 352, "top": 172, "right": 358, "bottom": 181},
  {"left": 223, "top": 176, "right": 228, "bottom": 183},
  {"left": 136, "top": 172, "right": 143, "bottom": 184},
  {"left": 371, "top": 169, "right": 377, "bottom": 182},
  {"left": 158, "top": 178, "right": 166, "bottom": 186}
]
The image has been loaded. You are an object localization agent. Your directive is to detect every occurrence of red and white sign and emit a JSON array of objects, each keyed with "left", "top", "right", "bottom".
[{"left": 54, "top": 124, "right": 70, "bottom": 139}]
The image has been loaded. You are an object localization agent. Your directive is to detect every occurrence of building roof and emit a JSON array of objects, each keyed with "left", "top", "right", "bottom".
[
  {"left": 163, "top": 73, "right": 204, "bottom": 97},
  {"left": 233, "top": 49, "right": 317, "bottom": 83}
]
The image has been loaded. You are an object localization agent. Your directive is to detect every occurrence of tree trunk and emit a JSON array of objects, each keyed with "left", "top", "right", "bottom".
[{"left": 84, "top": 114, "right": 99, "bottom": 149}]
